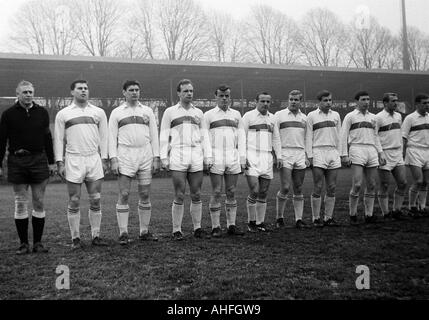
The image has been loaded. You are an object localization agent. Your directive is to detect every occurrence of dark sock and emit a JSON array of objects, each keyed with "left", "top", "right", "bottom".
[
  {"left": 15, "top": 218, "right": 29, "bottom": 244},
  {"left": 32, "top": 216, "right": 45, "bottom": 244}
]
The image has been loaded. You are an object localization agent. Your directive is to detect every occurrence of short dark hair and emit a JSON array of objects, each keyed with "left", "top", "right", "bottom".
[
  {"left": 415, "top": 93, "right": 429, "bottom": 104},
  {"left": 176, "top": 79, "right": 193, "bottom": 92},
  {"left": 382, "top": 92, "right": 397, "bottom": 104},
  {"left": 256, "top": 92, "right": 270, "bottom": 101},
  {"left": 354, "top": 90, "right": 369, "bottom": 101},
  {"left": 123, "top": 80, "right": 141, "bottom": 91},
  {"left": 70, "top": 79, "right": 88, "bottom": 90},
  {"left": 214, "top": 84, "right": 231, "bottom": 96},
  {"left": 289, "top": 89, "right": 303, "bottom": 100},
  {"left": 317, "top": 90, "right": 331, "bottom": 101}
]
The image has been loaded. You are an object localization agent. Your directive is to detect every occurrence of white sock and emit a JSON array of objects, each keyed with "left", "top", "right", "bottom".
[
  {"left": 311, "top": 194, "right": 321, "bottom": 221},
  {"left": 190, "top": 200, "right": 202, "bottom": 231},
  {"left": 409, "top": 187, "right": 419, "bottom": 209},
  {"left": 246, "top": 196, "right": 257, "bottom": 223},
  {"left": 324, "top": 196, "right": 335, "bottom": 220},
  {"left": 138, "top": 201, "right": 152, "bottom": 235},
  {"left": 116, "top": 204, "right": 129, "bottom": 235},
  {"left": 88, "top": 208, "right": 102, "bottom": 238},
  {"left": 349, "top": 192, "right": 359, "bottom": 216},
  {"left": 209, "top": 202, "right": 221, "bottom": 229},
  {"left": 67, "top": 207, "right": 80, "bottom": 240},
  {"left": 172, "top": 201, "right": 184, "bottom": 233},
  {"left": 293, "top": 194, "right": 304, "bottom": 221},
  {"left": 276, "top": 191, "right": 288, "bottom": 219},
  {"left": 364, "top": 193, "right": 375, "bottom": 217},
  {"left": 418, "top": 188, "right": 427, "bottom": 210},
  {"left": 377, "top": 193, "right": 389, "bottom": 216},
  {"left": 255, "top": 200, "right": 267, "bottom": 225},
  {"left": 225, "top": 200, "right": 237, "bottom": 228}
]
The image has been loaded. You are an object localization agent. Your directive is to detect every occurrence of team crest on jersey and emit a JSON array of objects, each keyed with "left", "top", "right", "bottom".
[
  {"left": 193, "top": 115, "right": 201, "bottom": 126},
  {"left": 234, "top": 118, "right": 239, "bottom": 126},
  {"left": 142, "top": 115, "right": 150, "bottom": 124},
  {"left": 370, "top": 119, "right": 376, "bottom": 128}
]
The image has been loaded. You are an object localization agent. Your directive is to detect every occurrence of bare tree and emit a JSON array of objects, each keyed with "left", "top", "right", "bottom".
[
  {"left": 71, "top": 0, "right": 121, "bottom": 56},
  {"left": 348, "top": 16, "right": 395, "bottom": 69},
  {"left": 9, "top": 0, "right": 76, "bottom": 55},
  {"left": 298, "top": 8, "right": 347, "bottom": 67},
  {"left": 242, "top": 5, "right": 301, "bottom": 65},
  {"left": 157, "top": 0, "right": 209, "bottom": 60},
  {"left": 405, "top": 27, "right": 429, "bottom": 71}
]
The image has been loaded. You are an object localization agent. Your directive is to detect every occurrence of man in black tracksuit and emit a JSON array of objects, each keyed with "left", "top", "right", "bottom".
[{"left": 0, "top": 80, "right": 55, "bottom": 254}]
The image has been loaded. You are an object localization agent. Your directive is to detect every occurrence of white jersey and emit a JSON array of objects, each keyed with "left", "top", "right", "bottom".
[
  {"left": 339, "top": 109, "right": 382, "bottom": 157},
  {"left": 242, "top": 108, "right": 281, "bottom": 156},
  {"left": 203, "top": 106, "right": 246, "bottom": 164},
  {"left": 402, "top": 111, "right": 429, "bottom": 148},
  {"left": 108, "top": 102, "right": 159, "bottom": 158},
  {"left": 374, "top": 109, "right": 403, "bottom": 150},
  {"left": 274, "top": 108, "right": 307, "bottom": 150},
  {"left": 54, "top": 102, "right": 108, "bottom": 161},
  {"left": 305, "top": 108, "right": 341, "bottom": 158},
  {"left": 159, "top": 103, "right": 212, "bottom": 162}
]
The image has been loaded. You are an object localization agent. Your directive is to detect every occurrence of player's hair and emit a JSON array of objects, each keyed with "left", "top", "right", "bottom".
[
  {"left": 289, "top": 89, "right": 303, "bottom": 100},
  {"left": 16, "top": 80, "right": 34, "bottom": 93},
  {"left": 256, "top": 92, "right": 270, "bottom": 101},
  {"left": 354, "top": 90, "right": 369, "bottom": 101},
  {"left": 176, "top": 79, "right": 193, "bottom": 92},
  {"left": 214, "top": 84, "right": 231, "bottom": 96},
  {"left": 70, "top": 79, "right": 88, "bottom": 90},
  {"left": 316, "top": 90, "right": 331, "bottom": 101},
  {"left": 122, "top": 80, "right": 141, "bottom": 91},
  {"left": 382, "top": 92, "right": 397, "bottom": 104},
  {"left": 415, "top": 93, "right": 429, "bottom": 104}
]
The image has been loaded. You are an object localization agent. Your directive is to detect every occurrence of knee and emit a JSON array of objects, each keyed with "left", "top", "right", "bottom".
[
  {"left": 313, "top": 184, "right": 323, "bottom": 196},
  {"left": 379, "top": 182, "right": 389, "bottom": 193},
  {"left": 213, "top": 190, "right": 223, "bottom": 203},
  {"left": 33, "top": 201, "right": 44, "bottom": 212},
  {"left": 139, "top": 191, "right": 150, "bottom": 203},
  {"left": 258, "top": 191, "right": 267, "bottom": 200},
  {"left": 69, "top": 195, "right": 80, "bottom": 208},
  {"left": 293, "top": 184, "right": 303, "bottom": 195},
  {"left": 190, "top": 192, "right": 201, "bottom": 202},
  {"left": 88, "top": 193, "right": 101, "bottom": 208},
  {"left": 175, "top": 192, "right": 185, "bottom": 204},
  {"left": 225, "top": 186, "right": 236, "bottom": 201},
  {"left": 280, "top": 185, "right": 290, "bottom": 195},
  {"left": 119, "top": 189, "right": 130, "bottom": 202},
  {"left": 352, "top": 182, "right": 362, "bottom": 193}
]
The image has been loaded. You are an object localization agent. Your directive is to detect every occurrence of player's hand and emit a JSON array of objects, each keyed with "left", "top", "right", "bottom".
[
  {"left": 275, "top": 158, "right": 282, "bottom": 169},
  {"left": 305, "top": 157, "right": 311, "bottom": 168},
  {"left": 203, "top": 161, "right": 212, "bottom": 175},
  {"left": 161, "top": 158, "right": 170, "bottom": 171},
  {"left": 378, "top": 152, "right": 387, "bottom": 167},
  {"left": 102, "top": 159, "right": 109, "bottom": 175},
  {"left": 341, "top": 156, "right": 351, "bottom": 167},
  {"left": 48, "top": 164, "right": 56, "bottom": 176},
  {"left": 57, "top": 161, "right": 66, "bottom": 181},
  {"left": 152, "top": 157, "right": 160, "bottom": 174},
  {"left": 110, "top": 157, "right": 119, "bottom": 175}
]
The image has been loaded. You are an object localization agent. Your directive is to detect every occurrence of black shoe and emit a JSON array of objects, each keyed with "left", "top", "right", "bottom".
[
  {"left": 172, "top": 231, "right": 184, "bottom": 241},
  {"left": 32, "top": 242, "right": 49, "bottom": 253},
  {"left": 247, "top": 221, "right": 258, "bottom": 233},
  {"left": 276, "top": 218, "right": 285, "bottom": 228},
  {"left": 92, "top": 237, "right": 108, "bottom": 246},
  {"left": 350, "top": 215, "right": 359, "bottom": 225},
  {"left": 313, "top": 218, "right": 324, "bottom": 228},
  {"left": 409, "top": 207, "right": 423, "bottom": 219},
  {"left": 211, "top": 227, "right": 222, "bottom": 238},
  {"left": 16, "top": 243, "right": 30, "bottom": 255},
  {"left": 324, "top": 218, "right": 340, "bottom": 227},
  {"left": 256, "top": 222, "right": 271, "bottom": 232},
  {"left": 392, "top": 209, "right": 410, "bottom": 220},
  {"left": 71, "top": 238, "right": 83, "bottom": 251},
  {"left": 383, "top": 211, "right": 393, "bottom": 220},
  {"left": 139, "top": 231, "right": 159, "bottom": 241},
  {"left": 295, "top": 219, "right": 307, "bottom": 229},
  {"left": 194, "top": 228, "right": 210, "bottom": 239},
  {"left": 118, "top": 232, "right": 130, "bottom": 246},
  {"left": 365, "top": 215, "right": 377, "bottom": 224},
  {"left": 227, "top": 225, "right": 244, "bottom": 236}
]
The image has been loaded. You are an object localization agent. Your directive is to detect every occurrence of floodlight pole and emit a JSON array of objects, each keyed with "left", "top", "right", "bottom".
[{"left": 401, "top": 0, "right": 411, "bottom": 70}]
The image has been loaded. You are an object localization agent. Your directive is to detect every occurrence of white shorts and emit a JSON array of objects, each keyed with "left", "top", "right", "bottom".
[
  {"left": 65, "top": 153, "right": 104, "bottom": 184},
  {"left": 169, "top": 146, "right": 203, "bottom": 172},
  {"left": 118, "top": 144, "right": 153, "bottom": 183},
  {"left": 210, "top": 149, "right": 241, "bottom": 175},
  {"left": 349, "top": 145, "right": 379, "bottom": 168},
  {"left": 281, "top": 148, "right": 306, "bottom": 170},
  {"left": 312, "top": 147, "right": 341, "bottom": 170},
  {"left": 245, "top": 150, "right": 273, "bottom": 179},
  {"left": 379, "top": 148, "right": 405, "bottom": 171},
  {"left": 405, "top": 147, "right": 429, "bottom": 169}
]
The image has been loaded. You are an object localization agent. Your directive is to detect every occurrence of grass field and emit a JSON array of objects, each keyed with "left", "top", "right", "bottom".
[{"left": 0, "top": 168, "right": 428, "bottom": 300}]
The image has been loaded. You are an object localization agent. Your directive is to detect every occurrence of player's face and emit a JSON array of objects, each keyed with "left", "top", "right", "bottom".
[
  {"left": 385, "top": 95, "right": 398, "bottom": 113},
  {"left": 417, "top": 98, "right": 429, "bottom": 115},
  {"left": 178, "top": 83, "right": 194, "bottom": 104},
  {"left": 288, "top": 94, "right": 301, "bottom": 112},
  {"left": 357, "top": 95, "right": 370, "bottom": 111},
  {"left": 319, "top": 95, "right": 332, "bottom": 113},
  {"left": 123, "top": 85, "right": 140, "bottom": 103},
  {"left": 16, "top": 85, "right": 34, "bottom": 106},
  {"left": 215, "top": 89, "right": 231, "bottom": 110},
  {"left": 256, "top": 94, "right": 271, "bottom": 115},
  {"left": 71, "top": 82, "right": 89, "bottom": 103}
]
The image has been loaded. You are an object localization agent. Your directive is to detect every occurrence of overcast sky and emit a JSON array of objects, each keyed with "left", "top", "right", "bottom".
[{"left": 0, "top": 0, "right": 427, "bottom": 53}]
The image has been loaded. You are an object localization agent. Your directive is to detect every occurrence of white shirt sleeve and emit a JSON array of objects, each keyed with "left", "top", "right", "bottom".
[
  {"left": 149, "top": 109, "right": 160, "bottom": 157},
  {"left": 159, "top": 108, "right": 171, "bottom": 161},
  {"left": 108, "top": 109, "right": 119, "bottom": 159},
  {"left": 54, "top": 111, "right": 65, "bottom": 162},
  {"left": 340, "top": 113, "right": 352, "bottom": 157},
  {"left": 98, "top": 109, "right": 109, "bottom": 159}
]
